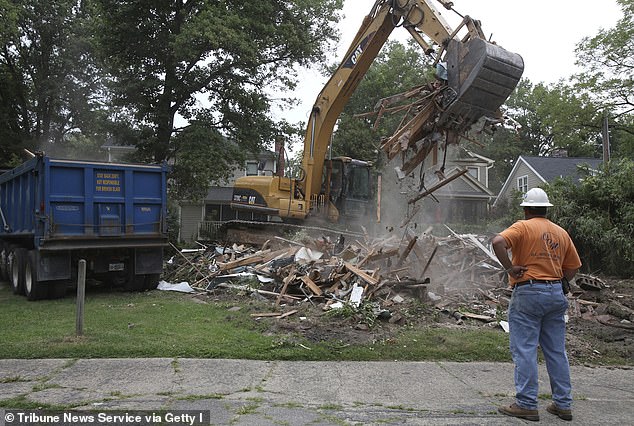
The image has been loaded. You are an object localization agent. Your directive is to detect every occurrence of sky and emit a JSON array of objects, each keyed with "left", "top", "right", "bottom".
[{"left": 276, "top": 0, "right": 623, "bottom": 127}]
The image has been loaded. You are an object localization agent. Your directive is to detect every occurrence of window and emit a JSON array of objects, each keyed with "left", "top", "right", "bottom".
[
  {"left": 221, "top": 205, "right": 237, "bottom": 221},
  {"left": 467, "top": 167, "right": 479, "bottom": 180},
  {"left": 347, "top": 165, "right": 370, "bottom": 200},
  {"left": 517, "top": 175, "right": 528, "bottom": 193},
  {"left": 204, "top": 204, "right": 221, "bottom": 221},
  {"left": 246, "top": 161, "right": 259, "bottom": 176}
]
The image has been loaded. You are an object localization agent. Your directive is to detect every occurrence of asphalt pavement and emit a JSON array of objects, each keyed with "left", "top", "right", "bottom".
[{"left": 1, "top": 358, "right": 632, "bottom": 425}]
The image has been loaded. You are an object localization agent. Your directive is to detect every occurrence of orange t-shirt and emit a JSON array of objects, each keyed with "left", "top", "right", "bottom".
[{"left": 500, "top": 217, "right": 582, "bottom": 285}]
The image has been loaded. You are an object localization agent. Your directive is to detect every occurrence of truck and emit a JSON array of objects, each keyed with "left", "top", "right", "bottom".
[
  {"left": 0, "top": 153, "right": 168, "bottom": 300},
  {"left": 231, "top": 0, "right": 524, "bottom": 227}
]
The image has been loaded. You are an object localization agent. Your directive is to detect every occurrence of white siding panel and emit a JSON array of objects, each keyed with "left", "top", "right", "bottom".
[{"left": 180, "top": 204, "right": 203, "bottom": 243}]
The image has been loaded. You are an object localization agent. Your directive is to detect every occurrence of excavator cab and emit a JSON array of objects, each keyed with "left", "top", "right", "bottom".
[{"left": 318, "top": 157, "right": 373, "bottom": 223}]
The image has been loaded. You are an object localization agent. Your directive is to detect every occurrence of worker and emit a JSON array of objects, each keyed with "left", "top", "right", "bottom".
[{"left": 492, "top": 187, "right": 581, "bottom": 422}]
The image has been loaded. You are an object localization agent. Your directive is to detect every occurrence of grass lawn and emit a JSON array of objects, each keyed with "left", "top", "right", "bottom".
[{"left": 0, "top": 283, "right": 513, "bottom": 361}]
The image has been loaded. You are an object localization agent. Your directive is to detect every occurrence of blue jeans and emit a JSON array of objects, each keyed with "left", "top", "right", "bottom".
[{"left": 508, "top": 282, "right": 572, "bottom": 410}]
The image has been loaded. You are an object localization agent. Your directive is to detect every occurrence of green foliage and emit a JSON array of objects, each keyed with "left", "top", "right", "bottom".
[
  {"left": 548, "top": 158, "right": 634, "bottom": 277},
  {"left": 169, "top": 123, "right": 245, "bottom": 201},
  {"left": 93, "top": 0, "right": 344, "bottom": 196},
  {"left": 332, "top": 40, "right": 434, "bottom": 167},
  {"left": 488, "top": 189, "right": 525, "bottom": 230},
  {"left": 0, "top": 0, "right": 108, "bottom": 163},
  {"left": 573, "top": 0, "right": 634, "bottom": 158},
  {"left": 166, "top": 199, "right": 181, "bottom": 244},
  {"left": 478, "top": 128, "right": 524, "bottom": 193},
  {"left": 325, "top": 301, "right": 381, "bottom": 328},
  {"left": 504, "top": 79, "right": 602, "bottom": 157}
]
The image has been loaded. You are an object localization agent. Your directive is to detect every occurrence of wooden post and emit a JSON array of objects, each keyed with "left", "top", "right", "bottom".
[{"left": 76, "top": 259, "right": 86, "bottom": 336}]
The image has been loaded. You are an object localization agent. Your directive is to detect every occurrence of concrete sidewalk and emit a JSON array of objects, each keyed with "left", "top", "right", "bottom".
[{"left": 1, "top": 359, "right": 632, "bottom": 425}]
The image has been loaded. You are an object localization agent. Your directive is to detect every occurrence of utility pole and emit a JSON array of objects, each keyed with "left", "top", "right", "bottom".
[{"left": 602, "top": 113, "right": 611, "bottom": 163}]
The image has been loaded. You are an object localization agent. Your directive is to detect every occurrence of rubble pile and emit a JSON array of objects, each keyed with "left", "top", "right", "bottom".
[
  {"left": 567, "top": 275, "right": 634, "bottom": 331},
  {"left": 163, "top": 229, "right": 509, "bottom": 320},
  {"left": 163, "top": 232, "right": 633, "bottom": 335}
]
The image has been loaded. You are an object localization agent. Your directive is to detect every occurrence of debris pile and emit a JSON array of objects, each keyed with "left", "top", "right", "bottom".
[
  {"left": 163, "top": 228, "right": 508, "bottom": 319},
  {"left": 163, "top": 233, "right": 633, "bottom": 337},
  {"left": 566, "top": 274, "right": 634, "bottom": 331}
]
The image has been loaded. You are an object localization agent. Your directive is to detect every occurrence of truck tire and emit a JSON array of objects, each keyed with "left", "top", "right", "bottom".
[
  {"left": 24, "top": 250, "right": 47, "bottom": 301},
  {"left": 0, "top": 243, "right": 9, "bottom": 281},
  {"left": 10, "top": 248, "right": 26, "bottom": 295},
  {"left": 107, "top": 272, "right": 128, "bottom": 288},
  {"left": 48, "top": 281, "right": 68, "bottom": 299},
  {"left": 124, "top": 274, "right": 145, "bottom": 292},
  {"left": 144, "top": 274, "right": 161, "bottom": 291}
]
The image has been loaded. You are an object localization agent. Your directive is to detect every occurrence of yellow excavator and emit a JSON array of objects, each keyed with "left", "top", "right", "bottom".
[{"left": 231, "top": 0, "right": 523, "bottom": 227}]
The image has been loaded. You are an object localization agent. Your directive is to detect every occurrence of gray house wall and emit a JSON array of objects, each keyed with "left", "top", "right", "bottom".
[{"left": 178, "top": 155, "right": 277, "bottom": 243}]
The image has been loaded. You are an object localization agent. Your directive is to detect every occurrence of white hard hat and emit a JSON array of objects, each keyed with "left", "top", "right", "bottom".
[{"left": 520, "top": 188, "right": 553, "bottom": 207}]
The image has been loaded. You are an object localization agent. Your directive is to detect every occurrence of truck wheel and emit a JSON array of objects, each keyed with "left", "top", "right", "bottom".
[
  {"left": 10, "top": 248, "right": 26, "bottom": 295},
  {"left": 107, "top": 272, "right": 128, "bottom": 288},
  {"left": 48, "top": 281, "right": 68, "bottom": 299},
  {"left": 24, "top": 250, "right": 47, "bottom": 301},
  {"left": 144, "top": 274, "right": 161, "bottom": 291},
  {"left": 124, "top": 274, "right": 145, "bottom": 292},
  {"left": 0, "top": 243, "right": 8, "bottom": 281}
]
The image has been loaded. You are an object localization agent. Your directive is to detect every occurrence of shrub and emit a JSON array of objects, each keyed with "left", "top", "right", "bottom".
[{"left": 548, "top": 158, "right": 634, "bottom": 277}]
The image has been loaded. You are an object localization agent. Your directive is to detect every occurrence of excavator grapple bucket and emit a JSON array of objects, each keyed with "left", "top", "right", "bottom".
[{"left": 439, "top": 37, "right": 524, "bottom": 131}]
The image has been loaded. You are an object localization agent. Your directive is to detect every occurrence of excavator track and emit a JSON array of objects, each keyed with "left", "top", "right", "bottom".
[{"left": 219, "top": 220, "right": 367, "bottom": 245}]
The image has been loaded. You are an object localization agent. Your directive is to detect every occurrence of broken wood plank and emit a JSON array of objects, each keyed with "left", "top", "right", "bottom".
[
  {"left": 169, "top": 242, "right": 210, "bottom": 285},
  {"left": 218, "top": 249, "right": 271, "bottom": 271},
  {"left": 300, "top": 275, "right": 323, "bottom": 296},
  {"left": 216, "top": 282, "right": 301, "bottom": 300},
  {"left": 344, "top": 262, "right": 380, "bottom": 286},
  {"left": 276, "top": 271, "right": 296, "bottom": 306},
  {"left": 277, "top": 309, "right": 299, "bottom": 319},
  {"left": 250, "top": 312, "right": 283, "bottom": 317},
  {"left": 381, "top": 101, "right": 436, "bottom": 160},
  {"left": 408, "top": 169, "right": 468, "bottom": 204},
  {"left": 396, "top": 236, "right": 417, "bottom": 267},
  {"left": 366, "top": 248, "right": 400, "bottom": 262},
  {"left": 421, "top": 245, "right": 438, "bottom": 278},
  {"left": 400, "top": 137, "right": 436, "bottom": 176},
  {"left": 461, "top": 312, "right": 495, "bottom": 322}
]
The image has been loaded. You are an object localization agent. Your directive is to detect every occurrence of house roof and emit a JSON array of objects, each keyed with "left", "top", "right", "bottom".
[
  {"left": 520, "top": 155, "right": 602, "bottom": 182},
  {"left": 494, "top": 155, "right": 603, "bottom": 207},
  {"left": 204, "top": 186, "right": 234, "bottom": 202}
]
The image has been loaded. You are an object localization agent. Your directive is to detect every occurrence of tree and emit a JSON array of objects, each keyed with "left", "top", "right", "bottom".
[
  {"left": 503, "top": 79, "right": 602, "bottom": 157},
  {"left": 93, "top": 0, "right": 344, "bottom": 199},
  {"left": 548, "top": 158, "right": 634, "bottom": 277},
  {"left": 0, "top": 0, "right": 105, "bottom": 164},
  {"left": 331, "top": 40, "right": 434, "bottom": 166},
  {"left": 574, "top": 0, "right": 634, "bottom": 158}
]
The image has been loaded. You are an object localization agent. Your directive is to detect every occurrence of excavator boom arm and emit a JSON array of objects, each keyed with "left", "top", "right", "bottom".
[{"left": 299, "top": 0, "right": 522, "bottom": 206}]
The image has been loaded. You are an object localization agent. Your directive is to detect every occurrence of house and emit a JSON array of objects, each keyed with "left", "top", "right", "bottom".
[
  {"left": 178, "top": 150, "right": 279, "bottom": 242},
  {"left": 493, "top": 155, "right": 602, "bottom": 208},
  {"left": 416, "top": 145, "right": 496, "bottom": 223},
  {"left": 386, "top": 144, "right": 496, "bottom": 225},
  {"left": 179, "top": 143, "right": 498, "bottom": 241}
]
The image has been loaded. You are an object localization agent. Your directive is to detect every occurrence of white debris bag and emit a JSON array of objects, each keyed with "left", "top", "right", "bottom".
[
  {"left": 294, "top": 247, "right": 323, "bottom": 263},
  {"left": 157, "top": 280, "right": 195, "bottom": 293}
]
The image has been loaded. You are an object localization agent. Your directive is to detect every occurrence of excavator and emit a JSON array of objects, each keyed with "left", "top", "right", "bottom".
[{"left": 231, "top": 0, "right": 523, "bottom": 230}]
